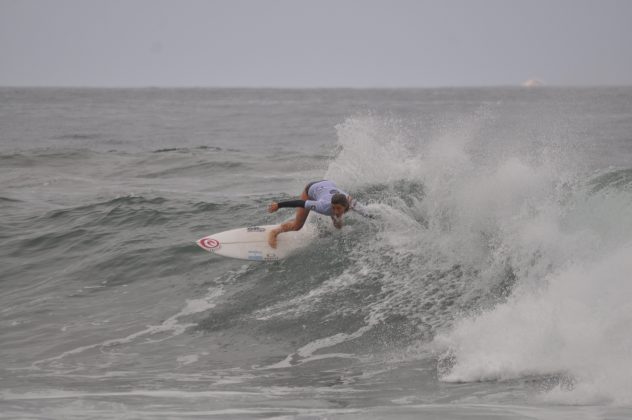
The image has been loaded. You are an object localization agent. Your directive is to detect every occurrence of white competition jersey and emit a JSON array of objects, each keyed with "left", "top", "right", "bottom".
[{"left": 304, "top": 180, "right": 348, "bottom": 216}]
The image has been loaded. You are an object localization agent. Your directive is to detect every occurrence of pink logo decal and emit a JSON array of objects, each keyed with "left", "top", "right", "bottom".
[{"left": 199, "top": 237, "right": 220, "bottom": 251}]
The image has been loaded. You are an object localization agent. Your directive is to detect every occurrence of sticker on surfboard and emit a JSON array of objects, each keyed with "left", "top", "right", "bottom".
[{"left": 197, "top": 237, "right": 220, "bottom": 251}]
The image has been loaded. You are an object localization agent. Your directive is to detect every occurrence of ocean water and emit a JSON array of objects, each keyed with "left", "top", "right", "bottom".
[{"left": 1, "top": 87, "right": 632, "bottom": 419}]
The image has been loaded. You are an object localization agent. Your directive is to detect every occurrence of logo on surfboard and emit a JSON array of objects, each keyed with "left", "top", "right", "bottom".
[
  {"left": 246, "top": 226, "right": 266, "bottom": 232},
  {"left": 198, "top": 237, "right": 220, "bottom": 251}
]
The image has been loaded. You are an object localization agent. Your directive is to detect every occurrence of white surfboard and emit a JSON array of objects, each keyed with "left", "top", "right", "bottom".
[{"left": 196, "top": 224, "right": 315, "bottom": 261}]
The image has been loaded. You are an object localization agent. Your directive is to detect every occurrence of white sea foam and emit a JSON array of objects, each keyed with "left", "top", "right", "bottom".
[
  {"left": 436, "top": 244, "right": 632, "bottom": 404},
  {"left": 327, "top": 114, "right": 632, "bottom": 404}
]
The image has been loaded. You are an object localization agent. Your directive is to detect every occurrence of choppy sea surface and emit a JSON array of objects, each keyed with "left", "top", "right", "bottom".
[{"left": 1, "top": 87, "right": 632, "bottom": 419}]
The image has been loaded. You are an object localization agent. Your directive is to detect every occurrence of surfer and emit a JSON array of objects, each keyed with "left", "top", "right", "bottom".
[{"left": 267, "top": 180, "right": 369, "bottom": 248}]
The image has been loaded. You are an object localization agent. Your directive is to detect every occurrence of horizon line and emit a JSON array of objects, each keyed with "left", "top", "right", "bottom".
[{"left": 2, "top": 83, "right": 632, "bottom": 89}]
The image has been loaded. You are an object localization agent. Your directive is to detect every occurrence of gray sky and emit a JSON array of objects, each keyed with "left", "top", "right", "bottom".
[{"left": 1, "top": 0, "right": 631, "bottom": 87}]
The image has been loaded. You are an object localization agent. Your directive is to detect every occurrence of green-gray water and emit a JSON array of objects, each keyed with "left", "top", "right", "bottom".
[{"left": 2, "top": 87, "right": 632, "bottom": 419}]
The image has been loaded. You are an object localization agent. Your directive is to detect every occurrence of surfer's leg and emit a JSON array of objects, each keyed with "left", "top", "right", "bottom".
[
  {"left": 292, "top": 188, "right": 311, "bottom": 230},
  {"left": 268, "top": 189, "right": 310, "bottom": 248}
]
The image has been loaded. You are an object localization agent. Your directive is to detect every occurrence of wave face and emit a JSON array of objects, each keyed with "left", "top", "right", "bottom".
[{"left": 1, "top": 87, "right": 632, "bottom": 418}]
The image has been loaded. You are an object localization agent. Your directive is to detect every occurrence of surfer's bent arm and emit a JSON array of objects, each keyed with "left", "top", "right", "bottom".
[
  {"left": 271, "top": 199, "right": 327, "bottom": 213},
  {"left": 277, "top": 200, "right": 306, "bottom": 208}
]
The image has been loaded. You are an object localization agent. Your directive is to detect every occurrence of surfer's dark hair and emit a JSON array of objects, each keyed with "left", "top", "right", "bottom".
[{"left": 331, "top": 193, "right": 349, "bottom": 210}]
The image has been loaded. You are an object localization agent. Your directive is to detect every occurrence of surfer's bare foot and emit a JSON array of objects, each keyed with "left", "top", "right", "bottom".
[{"left": 268, "top": 229, "right": 279, "bottom": 248}]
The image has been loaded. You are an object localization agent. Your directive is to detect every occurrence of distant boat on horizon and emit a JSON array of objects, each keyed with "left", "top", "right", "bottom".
[{"left": 522, "top": 78, "right": 545, "bottom": 87}]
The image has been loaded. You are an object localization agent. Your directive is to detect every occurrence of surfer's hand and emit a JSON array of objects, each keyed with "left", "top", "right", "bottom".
[
  {"left": 268, "top": 202, "right": 279, "bottom": 213},
  {"left": 332, "top": 216, "right": 343, "bottom": 229}
]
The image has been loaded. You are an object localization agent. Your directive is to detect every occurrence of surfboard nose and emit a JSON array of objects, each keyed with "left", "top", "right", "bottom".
[{"left": 197, "top": 236, "right": 221, "bottom": 252}]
